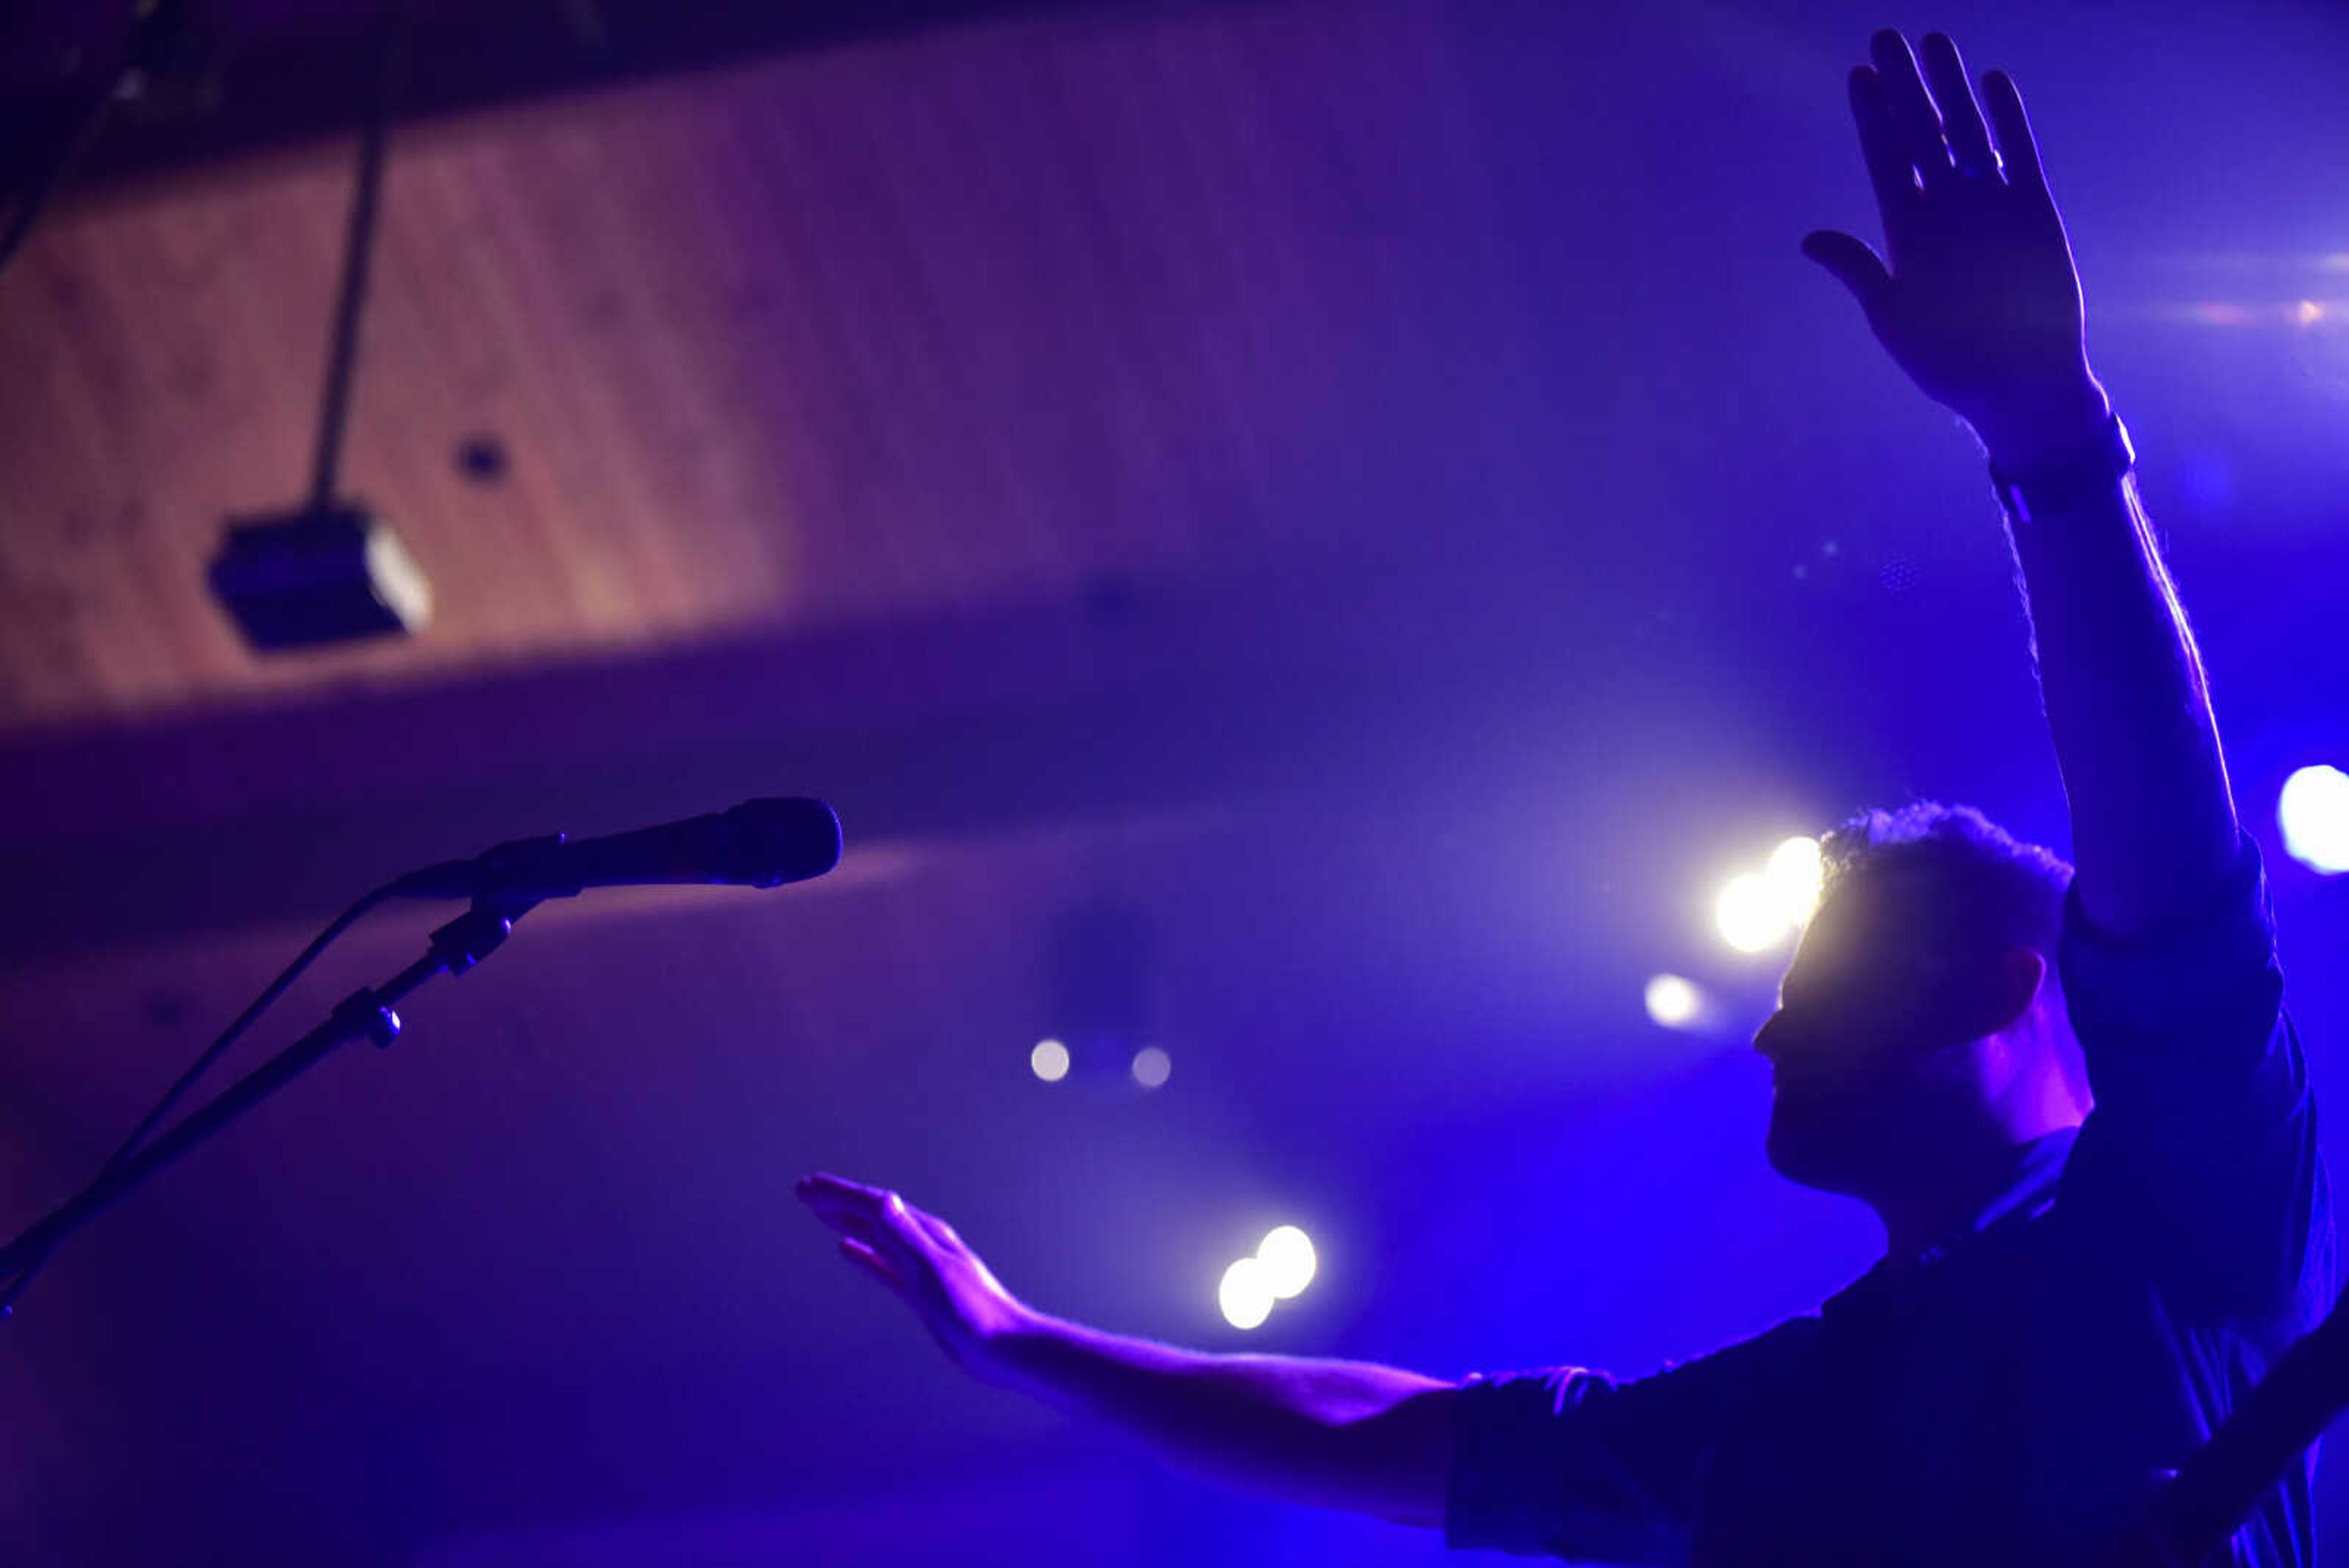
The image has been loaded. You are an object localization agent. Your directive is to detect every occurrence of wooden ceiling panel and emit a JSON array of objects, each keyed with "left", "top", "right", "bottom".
[{"left": 0, "top": 0, "right": 1527, "bottom": 734}]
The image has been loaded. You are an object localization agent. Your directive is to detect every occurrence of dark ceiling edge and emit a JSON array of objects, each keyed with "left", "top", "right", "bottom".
[
  {"left": 0, "top": 554, "right": 1724, "bottom": 956},
  {"left": 0, "top": 0, "right": 1209, "bottom": 209}
]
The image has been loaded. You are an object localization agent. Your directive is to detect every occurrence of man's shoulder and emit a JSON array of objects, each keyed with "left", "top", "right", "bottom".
[{"left": 2057, "top": 834, "right": 2283, "bottom": 1073}]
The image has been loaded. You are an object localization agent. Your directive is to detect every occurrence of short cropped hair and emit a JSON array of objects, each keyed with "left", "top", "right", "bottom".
[{"left": 1820, "top": 801, "right": 2074, "bottom": 964}]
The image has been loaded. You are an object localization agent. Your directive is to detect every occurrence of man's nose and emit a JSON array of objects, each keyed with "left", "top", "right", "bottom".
[{"left": 1753, "top": 1010, "right": 1787, "bottom": 1064}]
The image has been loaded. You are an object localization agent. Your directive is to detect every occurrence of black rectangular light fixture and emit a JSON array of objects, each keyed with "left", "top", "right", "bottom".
[{"left": 207, "top": 503, "right": 432, "bottom": 651}]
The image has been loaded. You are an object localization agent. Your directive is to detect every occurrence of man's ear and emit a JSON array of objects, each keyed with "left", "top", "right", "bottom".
[{"left": 1987, "top": 946, "right": 2049, "bottom": 1035}]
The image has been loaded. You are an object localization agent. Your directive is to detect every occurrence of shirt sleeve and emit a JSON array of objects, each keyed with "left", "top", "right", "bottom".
[
  {"left": 1444, "top": 1321, "right": 1811, "bottom": 1561},
  {"left": 2058, "top": 834, "right": 2333, "bottom": 1322}
]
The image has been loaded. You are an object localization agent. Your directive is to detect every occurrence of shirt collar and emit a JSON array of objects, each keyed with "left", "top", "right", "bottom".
[
  {"left": 1835, "top": 1126, "right": 2082, "bottom": 1305},
  {"left": 1948, "top": 1124, "right": 2079, "bottom": 1249}
]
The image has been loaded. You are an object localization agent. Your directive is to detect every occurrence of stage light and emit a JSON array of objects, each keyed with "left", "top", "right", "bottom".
[
  {"left": 1257, "top": 1225, "right": 1318, "bottom": 1299},
  {"left": 1644, "top": 973, "right": 1702, "bottom": 1028},
  {"left": 1130, "top": 1046, "right": 1172, "bottom": 1089},
  {"left": 1716, "top": 872, "right": 1791, "bottom": 953},
  {"left": 1031, "top": 1038, "right": 1071, "bottom": 1082},
  {"left": 1219, "top": 1257, "right": 1275, "bottom": 1329},
  {"left": 2279, "top": 765, "right": 2349, "bottom": 874},
  {"left": 1765, "top": 835, "right": 1824, "bottom": 926}
]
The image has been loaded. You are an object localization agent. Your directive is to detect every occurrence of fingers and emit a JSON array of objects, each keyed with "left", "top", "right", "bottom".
[
  {"left": 1980, "top": 69, "right": 2049, "bottom": 203},
  {"left": 1833, "top": 34, "right": 2048, "bottom": 243},
  {"left": 1801, "top": 231, "right": 1893, "bottom": 321},
  {"left": 800, "top": 1175, "right": 949, "bottom": 1302},
  {"left": 1918, "top": 32, "right": 1995, "bottom": 177},
  {"left": 797, "top": 1172, "right": 886, "bottom": 1208},
  {"left": 798, "top": 1172, "right": 967, "bottom": 1261},
  {"left": 1848, "top": 67, "right": 1921, "bottom": 220},
  {"left": 799, "top": 1173, "right": 922, "bottom": 1248},
  {"left": 798, "top": 1173, "right": 919, "bottom": 1228},
  {"left": 839, "top": 1236, "right": 905, "bottom": 1291},
  {"left": 1866, "top": 29, "right": 1951, "bottom": 180},
  {"left": 811, "top": 1204, "right": 910, "bottom": 1272}
]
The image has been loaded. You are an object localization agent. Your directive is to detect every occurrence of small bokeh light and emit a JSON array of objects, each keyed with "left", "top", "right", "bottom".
[
  {"left": 1130, "top": 1046, "right": 1172, "bottom": 1089},
  {"left": 1643, "top": 973, "right": 1704, "bottom": 1028},
  {"left": 1256, "top": 1225, "right": 1318, "bottom": 1299},
  {"left": 1715, "top": 871, "right": 1791, "bottom": 953},
  {"left": 2279, "top": 765, "right": 2349, "bottom": 874},
  {"left": 1030, "top": 1038, "right": 1071, "bottom": 1082},
  {"left": 1219, "top": 1257, "right": 1275, "bottom": 1329}
]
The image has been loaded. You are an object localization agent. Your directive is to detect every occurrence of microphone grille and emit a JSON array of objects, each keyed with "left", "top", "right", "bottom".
[{"left": 727, "top": 797, "right": 844, "bottom": 886}]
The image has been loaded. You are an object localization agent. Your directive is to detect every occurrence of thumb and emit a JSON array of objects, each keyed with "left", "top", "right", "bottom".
[
  {"left": 839, "top": 1235, "right": 907, "bottom": 1295},
  {"left": 1801, "top": 230, "right": 1891, "bottom": 320}
]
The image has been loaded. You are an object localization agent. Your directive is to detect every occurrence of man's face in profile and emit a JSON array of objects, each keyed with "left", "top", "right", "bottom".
[{"left": 1753, "top": 869, "right": 1997, "bottom": 1195}]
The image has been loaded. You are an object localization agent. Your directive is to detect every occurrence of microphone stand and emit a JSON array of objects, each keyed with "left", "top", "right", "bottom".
[{"left": 0, "top": 894, "right": 539, "bottom": 1313}]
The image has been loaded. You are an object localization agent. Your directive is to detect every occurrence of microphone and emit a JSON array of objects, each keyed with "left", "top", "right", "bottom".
[{"left": 390, "top": 798, "right": 842, "bottom": 901}]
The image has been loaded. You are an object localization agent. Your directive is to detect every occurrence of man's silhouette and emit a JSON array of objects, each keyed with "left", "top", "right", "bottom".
[{"left": 799, "top": 29, "right": 2335, "bottom": 1565}]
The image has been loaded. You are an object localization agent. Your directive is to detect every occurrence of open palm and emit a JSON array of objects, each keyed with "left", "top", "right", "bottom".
[
  {"left": 1803, "top": 31, "right": 2107, "bottom": 463},
  {"left": 796, "top": 1172, "right": 1035, "bottom": 1386}
]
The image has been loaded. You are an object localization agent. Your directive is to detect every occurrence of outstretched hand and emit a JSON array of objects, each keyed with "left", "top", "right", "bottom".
[
  {"left": 1805, "top": 30, "right": 2109, "bottom": 466},
  {"left": 796, "top": 1173, "right": 1036, "bottom": 1386}
]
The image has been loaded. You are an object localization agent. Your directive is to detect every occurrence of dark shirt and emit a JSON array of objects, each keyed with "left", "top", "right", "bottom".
[{"left": 1445, "top": 839, "right": 2336, "bottom": 1566}]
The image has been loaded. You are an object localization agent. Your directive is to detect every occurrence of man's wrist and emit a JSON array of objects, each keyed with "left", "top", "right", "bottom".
[
  {"left": 1970, "top": 376, "right": 2114, "bottom": 473},
  {"left": 978, "top": 1307, "right": 1074, "bottom": 1395},
  {"left": 1987, "top": 407, "right": 2134, "bottom": 525}
]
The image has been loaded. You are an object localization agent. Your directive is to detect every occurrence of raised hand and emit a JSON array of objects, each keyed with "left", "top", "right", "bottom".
[
  {"left": 1803, "top": 30, "right": 2110, "bottom": 467},
  {"left": 796, "top": 1173, "right": 1037, "bottom": 1386}
]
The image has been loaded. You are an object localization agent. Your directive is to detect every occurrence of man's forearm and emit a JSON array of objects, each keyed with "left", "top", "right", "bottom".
[
  {"left": 2002, "top": 464, "right": 2241, "bottom": 935},
  {"left": 990, "top": 1312, "right": 1455, "bottom": 1527}
]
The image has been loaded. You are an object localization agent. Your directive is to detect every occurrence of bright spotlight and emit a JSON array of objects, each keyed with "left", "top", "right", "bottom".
[
  {"left": 1219, "top": 1257, "right": 1275, "bottom": 1329},
  {"left": 1030, "top": 1038, "right": 1071, "bottom": 1082},
  {"left": 1765, "top": 835, "right": 1825, "bottom": 926},
  {"left": 1716, "top": 872, "right": 1792, "bottom": 953},
  {"left": 2279, "top": 765, "right": 2349, "bottom": 874},
  {"left": 1256, "top": 1225, "right": 1318, "bottom": 1299},
  {"left": 1644, "top": 973, "right": 1703, "bottom": 1028},
  {"left": 1130, "top": 1046, "right": 1172, "bottom": 1089}
]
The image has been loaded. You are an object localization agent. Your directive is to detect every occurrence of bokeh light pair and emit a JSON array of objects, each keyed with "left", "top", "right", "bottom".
[
  {"left": 1030, "top": 1037, "right": 1172, "bottom": 1088},
  {"left": 1715, "top": 834, "right": 1825, "bottom": 954},
  {"left": 1218, "top": 1225, "right": 1318, "bottom": 1330}
]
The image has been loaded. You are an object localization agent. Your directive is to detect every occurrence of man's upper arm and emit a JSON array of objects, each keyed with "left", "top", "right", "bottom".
[
  {"left": 2060, "top": 835, "right": 2333, "bottom": 1321},
  {"left": 1442, "top": 1322, "right": 1810, "bottom": 1561}
]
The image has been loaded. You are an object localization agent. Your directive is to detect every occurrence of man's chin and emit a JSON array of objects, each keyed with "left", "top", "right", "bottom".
[{"left": 1765, "top": 1109, "right": 1868, "bottom": 1195}]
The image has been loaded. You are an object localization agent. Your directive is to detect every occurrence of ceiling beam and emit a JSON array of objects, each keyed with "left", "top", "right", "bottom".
[
  {"left": 0, "top": 555, "right": 1727, "bottom": 956},
  {"left": 2, "top": 0, "right": 1149, "bottom": 207}
]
